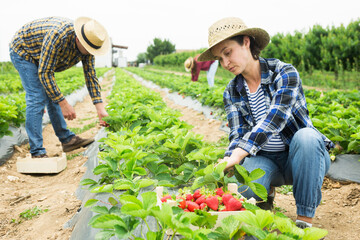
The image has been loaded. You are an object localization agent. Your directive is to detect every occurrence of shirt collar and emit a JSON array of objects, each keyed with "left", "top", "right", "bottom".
[
  {"left": 234, "top": 57, "right": 273, "bottom": 93},
  {"left": 259, "top": 57, "right": 273, "bottom": 85}
]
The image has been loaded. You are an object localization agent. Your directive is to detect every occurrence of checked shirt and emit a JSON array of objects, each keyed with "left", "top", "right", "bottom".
[
  {"left": 10, "top": 17, "right": 102, "bottom": 104},
  {"left": 224, "top": 58, "right": 334, "bottom": 157}
]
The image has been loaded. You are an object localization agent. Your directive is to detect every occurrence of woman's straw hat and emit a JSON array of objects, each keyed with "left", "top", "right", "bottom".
[
  {"left": 198, "top": 17, "right": 270, "bottom": 61},
  {"left": 184, "top": 57, "right": 194, "bottom": 72},
  {"left": 74, "top": 17, "right": 111, "bottom": 56}
]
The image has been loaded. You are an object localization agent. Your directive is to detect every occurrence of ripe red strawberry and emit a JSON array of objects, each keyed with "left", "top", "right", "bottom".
[
  {"left": 215, "top": 187, "right": 224, "bottom": 197},
  {"left": 185, "top": 193, "right": 194, "bottom": 201},
  {"left": 205, "top": 196, "right": 219, "bottom": 211},
  {"left": 193, "top": 189, "right": 202, "bottom": 200},
  {"left": 161, "top": 195, "right": 172, "bottom": 203},
  {"left": 195, "top": 195, "right": 206, "bottom": 205},
  {"left": 187, "top": 201, "right": 200, "bottom": 212},
  {"left": 221, "top": 193, "right": 233, "bottom": 206},
  {"left": 177, "top": 197, "right": 187, "bottom": 209},
  {"left": 199, "top": 202, "right": 208, "bottom": 210},
  {"left": 226, "top": 198, "right": 242, "bottom": 211}
]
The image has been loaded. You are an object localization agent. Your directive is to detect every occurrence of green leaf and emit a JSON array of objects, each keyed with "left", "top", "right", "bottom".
[
  {"left": 108, "top": 197, "right": 118, "bottom": 206},
  {"left": 348, "top": 140, "right": 360, "bottom": 152},
  {"left": 91, "top": 206, "right": 109, "bottom": 214},
  {"left": 190, "top": 210, "right": 218, "bottom": 229},
  {"left": 214, "top": 162, "right": 227, "bottom": 175},
  {"left": 80, "top": 178, "right": 98, "bottom": 186},
  {"left": 141, "top": 192, "right": 157, "bottom": 210},
  {"left": 91, "top": 184, "right": 114, "bottom": 193},
  {"left": 133, "top": 167, "right": 147, "bottom": 176},
  {"left": 150, "top": 204, "right": 174, "bottom": 229},
  {"left": 137, "top": 179, "right": 156, "bottom": 188},
  {"left": 113, "top": 179, "right": 134, "bottom": 190},
  {"left": 234, "top": 165, "right": 250, "bottom": 184},
  {"left": 331, "top": 135, "right": 345, "bottom": 142},
  {"left": 121, "top": 203, "right": 147, "bottom": 219},
  {"left": 249, "top": 168, "right": 266, "bottom": 181},
  {"left": 303, "top": 227, "right": 328, "bottom": 240},
  {"left": 94, "top": 230, "right": 115, "bottom": 240},
  {"left": 157, "top": 180, "right": 174, "bottom": 187},
  {"left": 252, "top": 182, "right": 268, "bottom": 202},
  {"left": 236, "top": 209, "right": 273, "bottom": 230},
  {"left": 91, "top": 214, "right": 126, "bottom": 229},
  {"left": 119, "top": 195, "right": 142, "bottom": 206},
  {"left": 93, "top": 165, "right": 110, "bottom": 175},
  {"left": 84, "top": 199, "right": 99, "bottom": 208},
  {"left": 114, "top": 224, "right": 132, "bottom": 239},
  {"left": 220, "top": 215, "right": 243, "bottom": 238}
]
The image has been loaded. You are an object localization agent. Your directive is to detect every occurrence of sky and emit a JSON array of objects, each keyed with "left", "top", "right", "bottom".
[{"left": 0, "top": 0, "right": 359, "bottom": 62}]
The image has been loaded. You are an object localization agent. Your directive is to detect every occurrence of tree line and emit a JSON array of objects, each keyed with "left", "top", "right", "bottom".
[{"left": 142, "top": 18, "right": 360, "bottom": 75}]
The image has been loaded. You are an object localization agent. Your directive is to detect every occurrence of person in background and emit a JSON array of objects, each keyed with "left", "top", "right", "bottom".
[
  {"left": 9, "top": 16, "right": 110, "bottom": 158},
  {"left": 184, "top": 54, "right": 218, "bottom": 87},
  {"left": 198, "top": 17, "right": 334, "bottom": 229}
]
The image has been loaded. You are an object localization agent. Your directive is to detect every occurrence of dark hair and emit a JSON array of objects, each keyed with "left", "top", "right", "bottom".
[{"left": 230, "top": 35, "right": 261, "bottom": 60}]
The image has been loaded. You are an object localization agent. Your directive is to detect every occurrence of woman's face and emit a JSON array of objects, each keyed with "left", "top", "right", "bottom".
[{"left": 211, "top": 36, "right": 251, "bottom": 75}]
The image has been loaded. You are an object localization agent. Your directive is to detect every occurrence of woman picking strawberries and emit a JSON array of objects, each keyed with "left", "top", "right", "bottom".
[{"left": 197, "top": 17, "right": 334, "bottom": 229}]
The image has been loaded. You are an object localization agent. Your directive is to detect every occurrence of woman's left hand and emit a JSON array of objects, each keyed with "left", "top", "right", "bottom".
[{"left": 217, "top": 148, "right": 250, "bottom": 172}]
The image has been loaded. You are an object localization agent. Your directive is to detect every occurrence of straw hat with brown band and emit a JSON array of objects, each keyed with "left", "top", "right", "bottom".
[
  {"left": 198, "top": 17, "right": 270, "bottom": 62},
  {"left": 184, "top": 57, "right": 194, "bottom": 72},
  {"left": 74, "top": 17, "right": 111, "bottom": 56}
]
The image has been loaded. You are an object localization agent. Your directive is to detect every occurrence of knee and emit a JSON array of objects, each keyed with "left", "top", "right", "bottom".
[{"left": 291, "top": 128, "right": 322, "bottom": 150}]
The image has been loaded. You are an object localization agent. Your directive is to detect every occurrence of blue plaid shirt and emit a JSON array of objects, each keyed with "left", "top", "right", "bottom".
[{"left": 224, "top": 58, "right": 334, "bottom": 157}]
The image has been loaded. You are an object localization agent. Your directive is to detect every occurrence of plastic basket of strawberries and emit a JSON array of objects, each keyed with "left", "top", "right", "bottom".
[{"left": 156, "top": 183, "right": 256, "bottom": 230}]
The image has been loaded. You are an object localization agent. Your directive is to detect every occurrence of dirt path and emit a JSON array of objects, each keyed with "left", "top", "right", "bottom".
[{"left": 0, "top": 68, "right": 359, "bottom": 240}]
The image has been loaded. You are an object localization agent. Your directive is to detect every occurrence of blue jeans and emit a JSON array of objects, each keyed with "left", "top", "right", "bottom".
[
  {"left": 10, "top": 50, "right": 74, "bottom": 156},
  {"left": 206, "top": 60, "right": 218, "bottom": 87},
  {"left": 238, "top": 128, "right": 331, "bottom": 218}
]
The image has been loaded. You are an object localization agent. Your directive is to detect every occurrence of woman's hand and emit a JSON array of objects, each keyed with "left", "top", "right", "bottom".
[{"left": 217, "top": 148, "right": 250, "bottom": 172}]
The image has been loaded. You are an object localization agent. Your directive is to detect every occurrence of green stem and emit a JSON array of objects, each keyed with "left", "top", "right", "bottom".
[
  {"left": 144, "top": 219, "right": 151, "bottom": 232},
  {"left": 170, "top": 230, "right": 177, "bottom": 240},
  {"left": 239, "top": 185, "right": 249, "bottom": 195}
]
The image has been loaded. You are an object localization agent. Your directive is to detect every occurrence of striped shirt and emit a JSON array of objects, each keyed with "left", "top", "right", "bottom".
[
  {"left": 224, "top": 58, "right": 334, "bottom": 157},
  {"left": 10, "top": 17, "right": 102, "bottom": 104},
  {"left": 244, "top": 81, "right": 286, "bottom": 152}
]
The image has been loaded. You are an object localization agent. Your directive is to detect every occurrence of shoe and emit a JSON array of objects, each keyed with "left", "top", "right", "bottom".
[
  {"left": 31, "top": 154, "right": 49, "bottom": 158},
  {"left": 296, "top": 221, "right": 310, "bottom": 229},
  {"left": 62, "top": 136, "right": 94, "bottom": 152},
  {"left": 256, "top": 187, "right": 275, "bottom": 210}
]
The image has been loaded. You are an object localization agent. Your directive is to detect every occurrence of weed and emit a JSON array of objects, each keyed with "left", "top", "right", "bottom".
[
  {"left": 69, "top": 122, "right": 97, "bottom": 134},
  {"left": 277, "top": 185, "right": 293, "bottom": 195},
  {"left": 12, "top": 206, "right": 48, "bottom": 224},
  {"left": 67, "top": 152, "right": 82, "bottom": 160}
]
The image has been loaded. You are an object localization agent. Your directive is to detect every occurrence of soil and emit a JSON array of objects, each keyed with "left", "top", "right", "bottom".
[{"left": 0, "top": 69, "right": 359, "bottom": 240}]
